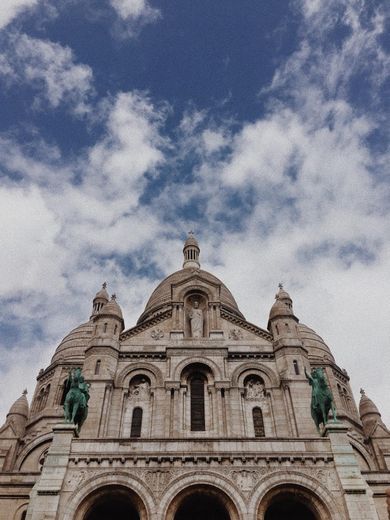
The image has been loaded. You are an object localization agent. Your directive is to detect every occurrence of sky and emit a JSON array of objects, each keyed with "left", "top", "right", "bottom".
[{"left": 0, "top": 0, "right": 389, "bottom": 426}]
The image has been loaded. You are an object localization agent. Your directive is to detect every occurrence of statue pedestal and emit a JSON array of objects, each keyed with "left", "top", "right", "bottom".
[
  {"left": 26, "top": 423, "right": 77, "bottom": 520},
  {"left": 323, "top": 421, "right": 379, "bottom": 519}
]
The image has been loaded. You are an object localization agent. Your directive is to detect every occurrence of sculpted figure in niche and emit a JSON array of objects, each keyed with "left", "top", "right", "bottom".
[
  {"left": 129, "top": 377, "right": 150, "bottom": 400},
  {"left": 189, "top": 301, "right": 203, "bottom": 338},
  {"left": 245, "top": 377, "right": 265, "bottom": 400}
]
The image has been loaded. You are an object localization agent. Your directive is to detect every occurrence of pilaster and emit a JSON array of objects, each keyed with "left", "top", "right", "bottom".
[
  {"left": 26, "top": 423, "right": 76, "bottom": 520},
  {"left": 324, "top": 422, "right": 380, "bottom": 519}
]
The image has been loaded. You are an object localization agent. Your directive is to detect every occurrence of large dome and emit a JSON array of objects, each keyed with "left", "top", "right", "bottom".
[{"left": 138, "top": 268, "right": 244, "bottom": 323}]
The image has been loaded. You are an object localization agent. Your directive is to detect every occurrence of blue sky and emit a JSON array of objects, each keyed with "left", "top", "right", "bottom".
[{"left": 0, "top": 0, "right": 389, "bottom": 425}]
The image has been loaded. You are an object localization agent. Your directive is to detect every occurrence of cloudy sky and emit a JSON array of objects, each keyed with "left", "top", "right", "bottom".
[{"left": 0, "top": 0, "right": 389, "bottom": 426}]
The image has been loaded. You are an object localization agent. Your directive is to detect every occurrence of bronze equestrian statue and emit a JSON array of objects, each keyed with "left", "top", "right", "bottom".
[
  {"left": 63, "top": 367, "right": 90, "bottom": 435},
  {"left": 305, "top": 367, "right": 337, "bottom": 432}
]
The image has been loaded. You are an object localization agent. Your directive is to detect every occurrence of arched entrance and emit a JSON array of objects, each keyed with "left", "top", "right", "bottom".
[
  {"left": 264, "top": 493, "right": 316, "bottom": 520},
  {"left": 166, "top": 484, "right": 237, "bottom": 520},
  {"left": 80, "top": 485, "right": 145, "bottom": 520},
  {"left": 258, "top": 485, "right": 328, "bottom": 520}
]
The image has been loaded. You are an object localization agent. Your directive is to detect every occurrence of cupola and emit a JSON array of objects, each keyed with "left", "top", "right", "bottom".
[
  {"left": 91, "top": 282, "right": 109, "bottom": 317},
  {"left": 6, "top": 389, "right": 29, "bottom": 437},
  {"left": 359, "top": 389, "right": 388, "bottom": 437},
  {"left": 183, "top": 232, "right": 200, "bottom": 269}
]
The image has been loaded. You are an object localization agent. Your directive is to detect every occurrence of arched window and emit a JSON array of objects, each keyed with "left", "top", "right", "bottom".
[
  {"left": 293, "top": 360, "right": 299, "bottom": 375},
  {"left": 103, "top": 322, "right": 108, "bottom": 332},
  {"left": 43, "top": 384, "right": 50, "bottom": 408},
  {"left": 191, "top": 374, "right": 205, "bottom": 431},
  {"left": 343, "top": 387, "right": 350, "bottom": 411},
  {"left": 253, "top": 407, "right": 265, "bottom": 437},
  {"left": 130, "top": 407, "right": 143, "bottom": 437},
  {"left": 95, "top": 360, "right": 101, "bottom": 375},
  {"left": 36, "top": 387, "right": 45, "bottom": 412}
]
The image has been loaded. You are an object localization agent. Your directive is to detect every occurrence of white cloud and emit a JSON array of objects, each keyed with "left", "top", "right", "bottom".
[
  {"left": 0, "top": 0, "right": 38, "bottom": 30},
  {"left": 110, "top": 0, "right": 160, "bottom": 37},
  {"left": 0, "top": 33, "right": 93, "bottom": 112}
]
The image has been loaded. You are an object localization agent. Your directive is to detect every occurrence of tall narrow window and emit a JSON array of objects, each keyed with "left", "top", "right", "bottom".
[
  {"left": 103, "top": 322, "right": 107, "bottom": 332},
  {"left": 293, "top": 360, "right": 299, "bottom": 375},
  {"left": 95, "top": 360, "right": 101, "bottom": 375},
  {"left": 253, "top": 407, "right": 265, "bottom": 437},
  {"left": 130, "top": 407, "right": 143, "bottom": 437},
  {"left": 191, "top": 374, "right": 205, "bottom": 431}
]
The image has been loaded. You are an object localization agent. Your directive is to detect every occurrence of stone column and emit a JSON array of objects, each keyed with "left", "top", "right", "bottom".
[
  {"left": 324, "top": 422, "right": 380, "bottom": 520},
  {"left": 26, "top": 423, "right": 76, "bottom": 520}
]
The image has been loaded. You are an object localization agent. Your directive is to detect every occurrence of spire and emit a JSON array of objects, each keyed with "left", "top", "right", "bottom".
[{"left": 183, "top": 231, "right": 200, "bottom": 269}]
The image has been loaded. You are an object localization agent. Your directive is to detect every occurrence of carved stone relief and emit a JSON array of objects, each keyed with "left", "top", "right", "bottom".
[
  {"left": 151, "top": 329, "right": 164, "bottom": 340},
  {"left": 129, "top": 378, "right": 150, "bottom": 400},
  {"left": 229, "top": 328, "right": 243, "bottom": 340},
  {"left": 244, "top": 377, "right": 265, "bottom": 401}
]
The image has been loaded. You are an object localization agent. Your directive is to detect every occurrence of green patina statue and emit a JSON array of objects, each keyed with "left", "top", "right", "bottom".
[
  {"left": 305, "top": 367, "right": 337, "bottom": 432},
  {"left": 63, "top": 367, "right": 90, "bottom": 435}
]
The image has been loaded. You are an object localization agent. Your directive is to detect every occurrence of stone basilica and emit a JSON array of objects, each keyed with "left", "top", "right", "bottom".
[{"left": 0, "top": 234, "right": 389, "bottom": 520}]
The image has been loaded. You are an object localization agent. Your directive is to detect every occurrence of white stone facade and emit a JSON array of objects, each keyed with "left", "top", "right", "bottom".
[{"left": 0, "top": 235, "right": 389, "bottom": 520}]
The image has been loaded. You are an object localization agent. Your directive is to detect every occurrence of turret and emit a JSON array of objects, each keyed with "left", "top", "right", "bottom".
[
  {"left": 4, "top": 389, "right": 29, "bottom": 438},
  {"left": 90, "top": 282, "right": 109, "bottom": 318},
  {"left": 267, "top": 284, "right": 299, "bottom": 339},
  {"left": 82, "top": 294, "right": 124, "bottom": 437},
  {"left": 359, "top": 389, "right": 389, "bottom": 438},
  {"left": 183, "top": 232, "right": 200, "bottom": 269}
]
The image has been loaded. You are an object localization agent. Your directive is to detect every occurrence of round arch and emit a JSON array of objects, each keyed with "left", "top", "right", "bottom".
[
  {"left": 250, "top": 470, "right": 344, "bottom": 520},
  {"left": 115, "top": 362, "right": 164, "bottom": 388},
  {"left": 231, "top": 363, "right": 279, "bottom": 388},
  {"left": 160, "top": 472, "right": 245, "bottom": 520},
  {"left": 62, "top": 472, "right": 154, "bottom": 520},
  {"left": 349, "top": 437, "right": 375, "bottom": 471},
  {"left": 174, "top": 357, "right": 223, "bottom": 381},
  {"left": 16, "top": 434, "right": 53, "bottom": 471}
]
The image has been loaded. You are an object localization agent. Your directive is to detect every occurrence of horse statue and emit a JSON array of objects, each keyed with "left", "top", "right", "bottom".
[
  {"left": 305, "top": 367, "right": 337, "bottom": 432},
  {"left": 63, "top": 368, "right": 90, "bottom": 435}
]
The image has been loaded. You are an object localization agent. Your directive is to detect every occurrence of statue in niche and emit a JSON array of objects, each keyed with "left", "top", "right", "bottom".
[
  {"left": 245, "top": 378, "right": 265, "bottom": 400},
  {"left": 189, "top": 301, "right": 203, "bottom": 338},
  {"left": 129, "top": 378, "right": 150, "bottom": 400}
]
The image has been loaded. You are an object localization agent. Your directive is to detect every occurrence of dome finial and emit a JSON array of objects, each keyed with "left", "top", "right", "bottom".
[{"left": 183, "top": 232, "right": 200, "bottom": 269}]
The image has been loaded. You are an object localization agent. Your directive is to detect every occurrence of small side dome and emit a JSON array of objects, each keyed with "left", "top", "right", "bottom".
[
  {"left": 359, "top": 389, "right": 387, "bottom": 437},
  {"left": 298, "top": 323, "right": 334, "bottom": 361},
  {"left": 91, "top": 282, "right": 110, "bottom": 317},
  {"left": 7, "top": 390, "right": 29, "bottom": 419},
  {"left": 99, "top": 294, "right": 123, "bottom": 320},
  {"left": 51, "top": 321, "right": 94, "bottom": 363},
  {"left": 269, "top": 285, "right": 294, "bottom": 320},
  {"left": 95, "top": 283, "right": 109, "bottom": 301},
  {"left": 359, "top": 389, "right": 381, "bottom": 420}
]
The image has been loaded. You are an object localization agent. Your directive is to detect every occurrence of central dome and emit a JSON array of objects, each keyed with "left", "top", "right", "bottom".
[{"left": 138, "top": 268, "right": 244, "bottom": 324}]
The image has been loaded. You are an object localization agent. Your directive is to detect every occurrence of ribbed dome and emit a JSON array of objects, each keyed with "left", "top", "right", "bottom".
[
  {"left": 94, "top": 284, "right": 109, "bottom": 301},
  {"left": 99, "top": 296, "right": 123, "bottom": 320},
  {"left": 298, "top": 323, "right": 334, "bottom": 360},
  {"left": 184, "top": 234, "right": 199, "bottom": 248},
  {"left": 7, "top": 391, "right": 29, "bottom": 418},
  {"left": 138, "top": 268, "right": 244, "bottom": 323},
  {"left": 51, "top": 321, "right": 94, "bottom": 362},
  {"left": 359, "top": 390, "right": 380, "bottom": 419},
  {"left": 269, "top": 286, "right": 294, "bottom": 320}
]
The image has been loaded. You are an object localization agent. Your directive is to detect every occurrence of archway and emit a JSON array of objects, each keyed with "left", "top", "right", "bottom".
[
  {"left": 259, "top": 485, "right": 324, "bottom": 520},
  {"left": 81, "top": 486, "right": 144, "bottom": 520},
  {"left": 264, "top": 494, "right": 316, "bottom": 520},
  {"left": 167, "top": 484, "right": 237, "bottom": 520}
]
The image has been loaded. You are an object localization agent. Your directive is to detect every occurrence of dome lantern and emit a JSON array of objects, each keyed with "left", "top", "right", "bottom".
[
  {"left": 183, "top": 232, "right": 200, "bottom": 269},
  {"left": 91, "top": 282, "right": 109, "bottom": 318}
]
